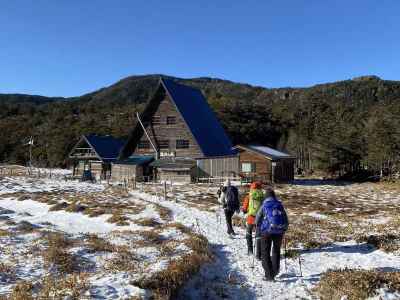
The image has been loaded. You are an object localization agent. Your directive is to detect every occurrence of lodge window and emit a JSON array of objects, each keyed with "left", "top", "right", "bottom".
[
  {"left": 176, "top": 139, "right": 189, "bottom": 149},
  {"left": 241, "top": 162, "right": 256, "bottom": 173},
  {"left": 138, "top": 141, "right": 150, "bottom": 149},
  {"left": 158, "top": 140, "right": 169, "bottom": 149},
  {"left": 152, "top": 116, "right": 161, "bottom": 125},
  {"left": 166, "top": 116, "right": 176, "bottom": 125}
]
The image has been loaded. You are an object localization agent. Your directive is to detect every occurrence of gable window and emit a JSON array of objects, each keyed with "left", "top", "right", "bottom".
[
  {"left": 158, "top": 140, "right": 169, "bottom": 149},
  {"left": 152, "top": 116, "right": 161, "bottom": 125},
  {"left": 138, "top": 141, "right": 150, "bottom": 149},
  {"left": 166, "top": 116, "right": 176, "bottom": 125},
  {"left": 241, "top": 162, "right": 256, "bottom": 173},
  {"left": 176, "top": 139, "right": 189, "bottom": 149}
]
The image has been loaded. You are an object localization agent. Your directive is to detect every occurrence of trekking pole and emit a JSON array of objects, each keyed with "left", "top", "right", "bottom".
[
  {"left": 284, "top": 236, "right": 287, "bottom": 273},
  {"left": 251, "top": 225, "right": 257, "bottom": 269},
  {"left": 298, "top": 252, "right": 303, "bottom": 277}
]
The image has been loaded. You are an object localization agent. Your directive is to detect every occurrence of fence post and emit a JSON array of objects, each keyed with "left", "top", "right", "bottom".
[{"left": 163, "top": 181, "right": 167, "bottom": 200}]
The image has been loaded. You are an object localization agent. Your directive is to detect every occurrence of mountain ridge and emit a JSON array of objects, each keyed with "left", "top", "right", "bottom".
[{"left": 0, "top": 73, "right": 399, "bottom": 177}]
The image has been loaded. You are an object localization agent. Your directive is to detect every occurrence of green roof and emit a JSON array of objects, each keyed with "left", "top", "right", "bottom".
[{"left": 114, "top": 155, "right": 154, "bottom": 166}]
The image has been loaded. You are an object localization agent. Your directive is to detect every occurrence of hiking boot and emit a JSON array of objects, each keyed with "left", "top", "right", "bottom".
[{"left": 263, "top": 276, "right": 275, "bottom": 282}]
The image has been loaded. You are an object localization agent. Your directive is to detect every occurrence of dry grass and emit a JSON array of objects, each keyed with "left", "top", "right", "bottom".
[
  {"left": 85, "top": 234, "right": 115, "bottom": 253},
  {"left": 138, "top": 230, "right": 165, "bottom": 246},
  {"left": 0, "top": 228, "right": 12, "bottom": 236},
  {"left": 0, "top": 263, "right": 16, "bottom": 281},
  {"left": 84, "top": 208, "right": 106, "bottom": 218},
  {"left": 107, "top": 211, "right": 130, "bottom": 226},
  {"left": 356, "top": 234, "right": 400, "bottom": 253},
  {"left": 7, "top": 281, "right": 34, "bottom": 300},
  {"left": 315, "top": 269, "right": 400, "bottom": 300},
  {"left": 154, "top": 204, "right": 172, "bottom": 222},
  {"left": 49, "top": 201, "right": 68, "bottom": 211},
  {"left": 38, "top": 273, "right": 90, "bottom": 299},
  {"left": 105, "top": 246, "right": 138, "bottom": 273},
  {"left": 136, "top": 218, "right": 162, "bottom": 227},
  {"left": 43, "top": 232, "right": 76, "bottom": 274},
  {"left": 15, "top": 221, "right": 40, "bottom": 233},
  {"left": 65, "top": 201, "right": 87, "bottom": 213},
  {"left": 134, "top": 232, "right": 212, "bottom": 300},
  {"left": 232, "top": 215, "right": 246, "bottom": 229}
]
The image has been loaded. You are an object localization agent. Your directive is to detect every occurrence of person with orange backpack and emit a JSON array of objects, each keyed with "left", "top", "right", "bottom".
[{"left": 241, "top": 182, "right": 265, "bottom": 256}]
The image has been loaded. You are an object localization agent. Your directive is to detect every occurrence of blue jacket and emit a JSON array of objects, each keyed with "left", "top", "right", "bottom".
[{"left": 255, "top": 197, "right": 289, "bottom": 233}]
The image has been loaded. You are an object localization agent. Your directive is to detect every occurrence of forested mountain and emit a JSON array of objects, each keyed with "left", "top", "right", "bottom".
[{"left": 1, "top": 74, "right": 399, "bottom": 177}]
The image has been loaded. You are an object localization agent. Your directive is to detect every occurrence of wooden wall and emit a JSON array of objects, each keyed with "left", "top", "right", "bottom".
[
  {"left": 158, "top": 169, "right": 195, "bottom": 183},
  {"left": 196, "top": 156, "right": 239, "bottom": 178},
  {"left": 71, "top": 159, "right": 107, "bottom": 180},
  {"left": 238, "top": 151, "right": 272, "bottom": 182},
  {"left": 274, "top": 159, "right": 295, "bottom": 182},
  {"left": 238, "top": 150, "right": 294, "bottom": 183},
  {"left": 111, "top": 164, "right": 140, "bottom": 182},
  {"left": 133, "top": 92, "right": 203, "bottom": 159}
]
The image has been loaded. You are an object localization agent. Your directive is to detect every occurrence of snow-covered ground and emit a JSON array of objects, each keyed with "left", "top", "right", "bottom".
[
  {"left": 0, "top": 176, "right": 199, "bottom": 299},
  {"left": 131, "top": 188, "right": 400, "bottom": 300},
  {"left": 1, "top": 175, "right": 400, "bottom": 299}
]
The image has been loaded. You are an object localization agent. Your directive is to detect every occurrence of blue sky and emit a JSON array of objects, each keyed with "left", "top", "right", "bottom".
[{"left": 1, "top": 1, "right": 399, "bottom": 97}]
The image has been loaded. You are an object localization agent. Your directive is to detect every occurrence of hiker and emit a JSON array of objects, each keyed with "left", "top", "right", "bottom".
[
  {"left": 256, "top": 188, "right": 289, "bottom": 281},
  {"left": 218, "top": 180, "right": 240, "bottom": 235},
  {"left": 241, "top": 182, "right": 265, "bottom": 257}
]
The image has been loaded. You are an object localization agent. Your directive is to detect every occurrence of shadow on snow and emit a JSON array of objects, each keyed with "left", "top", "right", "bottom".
[{"left": 176, "top": 243, "right": 257, "bottom": 300}]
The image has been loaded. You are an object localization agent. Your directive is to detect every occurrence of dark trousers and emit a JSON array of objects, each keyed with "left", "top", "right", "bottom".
[
  {"left": 224, "top": 209, "right": 235, "bottom": 234},
  {"left": 245, "top": 224, "right": 261, "bottom": 258},
  {"left": 260, "top": 233, "right": 283, "bottom": 279}
]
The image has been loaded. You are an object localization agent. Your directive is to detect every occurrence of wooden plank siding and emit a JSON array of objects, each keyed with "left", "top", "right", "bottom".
[
  {"left": 196, "top": 156, "right": 239, "bottom": 178},
  {"left": 239, "top": 151, "right": 272, "bottom": 182},
  {"left": 238, "top": 150, "right": 294, "bottom": 183},
  {"left": 111, "top": 164, "right": 139, "bottom": 182},
  {"left": 157, "top": 168, "right": 195, "bottom": 183},
  {"left": 133, "top": 93, "right": 203, "bottom": 159}
]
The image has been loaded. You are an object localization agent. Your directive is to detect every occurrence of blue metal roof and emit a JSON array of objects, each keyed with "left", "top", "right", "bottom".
[
  {"left": 84, "top": 134, "right": 126, "bottom": 162},
  {"left": 236, "top": 144, "right": 294, "bottom": 160},
  {"left": 161, "top": 79, "right": 235, "bottom": 157}
]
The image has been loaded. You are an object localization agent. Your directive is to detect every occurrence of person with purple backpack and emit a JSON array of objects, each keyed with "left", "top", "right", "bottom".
[{"left": 255, "top": 188, "right": 289, "bottom": 281}]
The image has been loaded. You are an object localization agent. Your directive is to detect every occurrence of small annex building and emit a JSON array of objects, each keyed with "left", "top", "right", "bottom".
[
  {"left": 68, "top": 134, "right": 125, "bottom": 180},
  {"left": 234, "top": 145, "right": 295, "bottom": 183},
  {"left": 116, "top": 78, "right": 238, "bottom": 183}
]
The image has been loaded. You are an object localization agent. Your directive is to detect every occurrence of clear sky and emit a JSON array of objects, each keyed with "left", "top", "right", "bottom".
[{"left": 1, "top": 1, "right": 399, "bottom": 97}]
